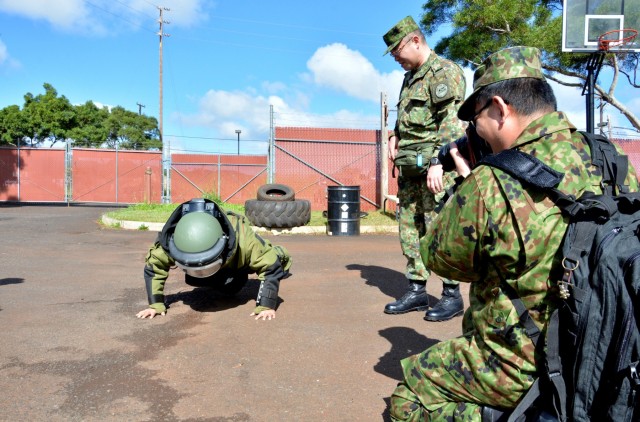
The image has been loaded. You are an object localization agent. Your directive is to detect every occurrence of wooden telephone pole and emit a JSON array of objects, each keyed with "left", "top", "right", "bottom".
[{"left": 158, "top": 6, "right": 171, "bottom": 203}]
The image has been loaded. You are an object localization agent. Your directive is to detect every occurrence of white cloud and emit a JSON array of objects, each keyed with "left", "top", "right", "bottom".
[
  {"left": 0, "top": 39, "right": 6, "bottom": 63},
  {"left": 0, "top": 0, "right": 96, "bottom": 31},
  {"left": 261, "top": 81, "right": 287, "bottom": 94},
  {"left": 306, "top": 43, "right": 404, "bottom": 103},
  {"left": 176, "top": 89, "right": 276, "bottom": 139},
  {"left": 159, "top": 0, "right": 208, "bottom": 28},
  {"left": 173, "top": 87, "right": 381, "bottom": 149},
  {"left": 0, "top": 39, "right": 21, "bottom": 69},
  {"left": 0, "top": 0, "right": 208, "bottom": 34}
]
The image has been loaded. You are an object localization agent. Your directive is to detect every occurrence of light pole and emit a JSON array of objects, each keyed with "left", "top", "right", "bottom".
[{"left": 235, "top": 129, "right": 241, "bottom": 155}]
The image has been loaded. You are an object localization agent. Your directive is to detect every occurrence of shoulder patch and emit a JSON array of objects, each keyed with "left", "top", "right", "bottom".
[
  {"left": 435, "top": 83, "right": 449, "bottom": 99},
  {"left": 430, "top": 80, "right": 455, "bottom": 104}
]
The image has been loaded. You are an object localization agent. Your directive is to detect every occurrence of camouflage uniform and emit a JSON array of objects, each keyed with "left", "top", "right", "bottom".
[
  {"left": 389, "top": 47, "right": 639, "bottom": 421},
  {"left": 390, "top": 20, "right": 467, "bottom": 285},
  {"left": 144, "top": 201, "right": 292, "bottom": 316}
]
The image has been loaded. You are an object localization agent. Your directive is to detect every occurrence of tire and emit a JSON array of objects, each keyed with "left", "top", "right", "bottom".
[
  {"left": 256, "top": 183, "right": 295, "bottom": 202},
  {"left": 244, "top": 199, "right": 311, "bottom": 228}
]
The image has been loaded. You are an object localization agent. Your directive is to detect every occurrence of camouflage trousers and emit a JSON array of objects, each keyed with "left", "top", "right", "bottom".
[
  {"left": 397, "top": 175, "right": 458, "bottom": 286},
  {"left": 389, "top": 334, "right": 534, "bottom": 421}
]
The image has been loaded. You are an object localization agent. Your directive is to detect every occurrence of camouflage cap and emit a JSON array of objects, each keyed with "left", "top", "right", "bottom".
[
  {"left": 457, "top": 46, "right": 545, "bottom": 121},
  {"left": 383, "top": 16, "right": 420, "bottom": 55}
]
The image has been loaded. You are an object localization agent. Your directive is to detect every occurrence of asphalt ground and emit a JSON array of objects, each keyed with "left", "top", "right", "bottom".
[{"left": 0, "top": 205, "right": 466, "bottom": 422}]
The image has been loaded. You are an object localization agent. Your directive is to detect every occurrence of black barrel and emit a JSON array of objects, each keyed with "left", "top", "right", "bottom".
[{"left": 326, "top": 185, "right": 360, "bottom": 236}]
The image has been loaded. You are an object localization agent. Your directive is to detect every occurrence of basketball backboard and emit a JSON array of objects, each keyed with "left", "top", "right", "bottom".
[{"left": 562, "top": 0, "right": 640, "bottom": 52}]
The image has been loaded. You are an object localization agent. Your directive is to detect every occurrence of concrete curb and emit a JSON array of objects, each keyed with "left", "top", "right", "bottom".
[{"left": 101, "top": 214, "right": 398, "bottom": 235}]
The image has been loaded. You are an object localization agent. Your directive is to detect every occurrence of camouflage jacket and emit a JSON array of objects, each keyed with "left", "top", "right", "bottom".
[
  {"left": 394, "top": 51, "right": 466, "bottom": 159},
  {"left": 144, "top": 207, "right": 291, "bottom": 314},
  {"left": 421, "top": 112, "right": 639, "bottom": 387}
]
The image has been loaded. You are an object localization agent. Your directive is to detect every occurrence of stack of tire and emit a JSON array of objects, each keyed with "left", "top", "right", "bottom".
[{"left": 245, "top": 184, "right": 311, "bottom": 229}]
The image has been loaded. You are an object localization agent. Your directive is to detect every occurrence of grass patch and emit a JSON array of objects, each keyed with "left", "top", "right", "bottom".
[{"left": 106, "top": 202, "right": 397, "bottom": 227}]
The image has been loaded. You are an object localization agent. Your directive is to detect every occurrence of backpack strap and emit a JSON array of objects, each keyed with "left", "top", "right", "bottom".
[
  {"left": 579, "top": 131, "right": 630, "bottom": 195},
  {"left": 544, "top": 309, "right": 568, "bottom": 422},
  {"left": 480, "top": 149, "right": 564, "bottom": 190},
  {"left": 506, "top": 379, "right": 541, "bottom": 422},
  {"left": 479, "top": 150, "right": 618, "bottom": 221}
]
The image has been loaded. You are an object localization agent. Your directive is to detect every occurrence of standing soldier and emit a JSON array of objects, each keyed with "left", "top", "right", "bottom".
[{"left": 382, "top": 16, "right": 467, "bottom": 321}]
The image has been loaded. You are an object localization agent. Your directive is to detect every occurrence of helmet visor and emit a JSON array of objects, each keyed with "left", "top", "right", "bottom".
[{"left": 176, "top": 258, "right": 223, "bottom": 278}]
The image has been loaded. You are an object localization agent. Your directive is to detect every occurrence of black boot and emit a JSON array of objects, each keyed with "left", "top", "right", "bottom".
[
  {"left": 384, "top": 281, "right": 429, "bottom": 314},
  {"left": 423, "top": 284, "right": 463, "bottom": 321}
]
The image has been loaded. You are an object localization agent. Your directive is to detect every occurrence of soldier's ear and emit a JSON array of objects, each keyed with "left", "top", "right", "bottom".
[{"left": 494, "top": 96, "right": 511, "bottom": 123}]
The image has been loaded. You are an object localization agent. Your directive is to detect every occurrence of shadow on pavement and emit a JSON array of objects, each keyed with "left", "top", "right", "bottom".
[
  {"left": 165, "top": 278, "right": 267, "bottom": 313},
  {"left": 345, "top": 263, "right": 438, "bottom": 305},
  {"left": 0, "top": 277, "right": 24, "bottom": 286},
  {"left": 375, "top": 326, "right": 439, "bottom": 380}
]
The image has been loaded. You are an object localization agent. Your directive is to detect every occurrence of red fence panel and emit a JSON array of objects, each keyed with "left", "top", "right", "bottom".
[
  {"left": 0, "top": 148, "right": 66, "bottom": 202},
  {"left": 72, "top": 149, "right": 162, "bottom": 203},
  {"left": 0, "top": 147, "right": 19, "bottom": 201},
  {"left": 274, "top": 127, "right": 382, "bottom": 212},
  {"left": 170, "top": 154, "right": 267, "bottom": 205}
]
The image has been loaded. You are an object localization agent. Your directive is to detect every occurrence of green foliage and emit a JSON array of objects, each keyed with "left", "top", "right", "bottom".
[
  {"left": 0, "top": 105, "right": 28, "bottom": 145},
  {"left": 420, "top": 0, "right": 639, "bottom": 129},
  {"left": 422, "top": 0, "right": 566, "bottom": 66},
  {"left": 104, "top": 106, "right": 161, "bottom": 150},
  {"left": 0, "top": 83, "right": 161, "bottom": 149},
  {"left": 67, "top": 101, "right": 110, "bottom": 147},
  {"left": 22, "top": 83, "right": 75, "bottom": 147}
]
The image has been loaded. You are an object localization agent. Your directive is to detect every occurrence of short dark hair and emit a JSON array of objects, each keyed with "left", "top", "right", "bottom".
[{"left": 476, "top": 78, "right": 557, "bottom": 116}]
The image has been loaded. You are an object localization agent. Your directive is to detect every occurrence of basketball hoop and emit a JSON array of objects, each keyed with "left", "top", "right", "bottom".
[{"left": 598, "top": 29, "right": 638, "bottom": 52}]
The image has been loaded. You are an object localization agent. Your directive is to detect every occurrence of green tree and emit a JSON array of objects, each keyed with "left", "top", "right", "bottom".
[
  {"left": 67, "top": 101, "right": 110, "bottom": 148},
  {"left": 104, "top": 106, "right": 161, "bottom": 150},
  {"left": 22, "top": 83, "right": 75, "bottom": 147},
  {"left": 420, "top": 0, "right": 640, "bottom": 130},
  {"left": 0, "top": 83, "right": 161, "bottom": 150},
  {"left": 0, "top": 105, "right": 29, "bottom": 146}
]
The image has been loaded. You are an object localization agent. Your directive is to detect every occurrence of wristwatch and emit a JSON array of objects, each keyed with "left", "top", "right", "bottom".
[{"left": 430, "top": 157, "right": 441, "bottom": 166}]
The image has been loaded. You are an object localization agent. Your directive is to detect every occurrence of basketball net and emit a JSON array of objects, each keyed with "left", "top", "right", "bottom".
[{"left": 598, "top": 29, "right": 639, "bottom": 54}]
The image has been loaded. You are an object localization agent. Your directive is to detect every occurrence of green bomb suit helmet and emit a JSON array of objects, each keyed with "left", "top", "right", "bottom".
[{"left": 168, "top": 210, "right": 228, "bottom": 278}]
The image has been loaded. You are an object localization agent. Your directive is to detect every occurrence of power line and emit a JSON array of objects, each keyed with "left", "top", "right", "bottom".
[
  {"left": 81, "top": 0, "right": 157, "bottom": 34},
  {"left": 210, "top": 14, "right": 379, "bottom": 37},
  {"left": 111, "top": 0, "right": 157, "bottom": 21}
]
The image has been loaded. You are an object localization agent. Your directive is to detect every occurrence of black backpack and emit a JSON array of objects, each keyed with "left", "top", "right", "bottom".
[{"left": 480, "top": 131, "right": 640, "bottom": 422}]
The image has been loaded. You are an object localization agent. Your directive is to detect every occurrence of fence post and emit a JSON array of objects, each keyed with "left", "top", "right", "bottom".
[
  {"left": 16, "top": 143, "right": 21, "bottom": 201},
  {"left": 380, "top": 92, "right": 389, "bottom": 207},
  {"left": 268, "top": 104, "right": 275, "bottom": 183},
  {"left": 65, "top": 139, "right": 73, "bottom": 204},
  {"left": 115, "top": 142, "right": 119, "bottom": 204}
]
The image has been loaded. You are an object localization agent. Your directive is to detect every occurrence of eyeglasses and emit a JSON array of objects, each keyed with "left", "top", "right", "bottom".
[
  {"left": 391, "top": 37, "right": 413, "bottom": 57},
  {"left": 471, "top": 99, "right": 492, "bottom": 124}
]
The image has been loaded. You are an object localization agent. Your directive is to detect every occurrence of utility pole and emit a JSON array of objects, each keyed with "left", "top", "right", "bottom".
[
  {"left": 158, "top": 6, "right": 171, "bottom": 203},
  {"left": 137, "top": 102, "right": 146, "bottom": 115},
  {"left": 235, "top": 129, "right": 241, "bottom": 155}
]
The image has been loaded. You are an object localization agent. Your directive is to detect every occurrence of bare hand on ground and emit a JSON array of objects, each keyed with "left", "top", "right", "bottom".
[
  {"left": 136, "top": 308, "right": 165, "bottom": 319},
  {"left": 251, "top": 309, "right": 276, "bottom": 321}
]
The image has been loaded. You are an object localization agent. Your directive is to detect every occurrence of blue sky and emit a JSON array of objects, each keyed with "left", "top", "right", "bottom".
[{"left": 0, "top": 0, "right": 638, "bottom": 155}]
